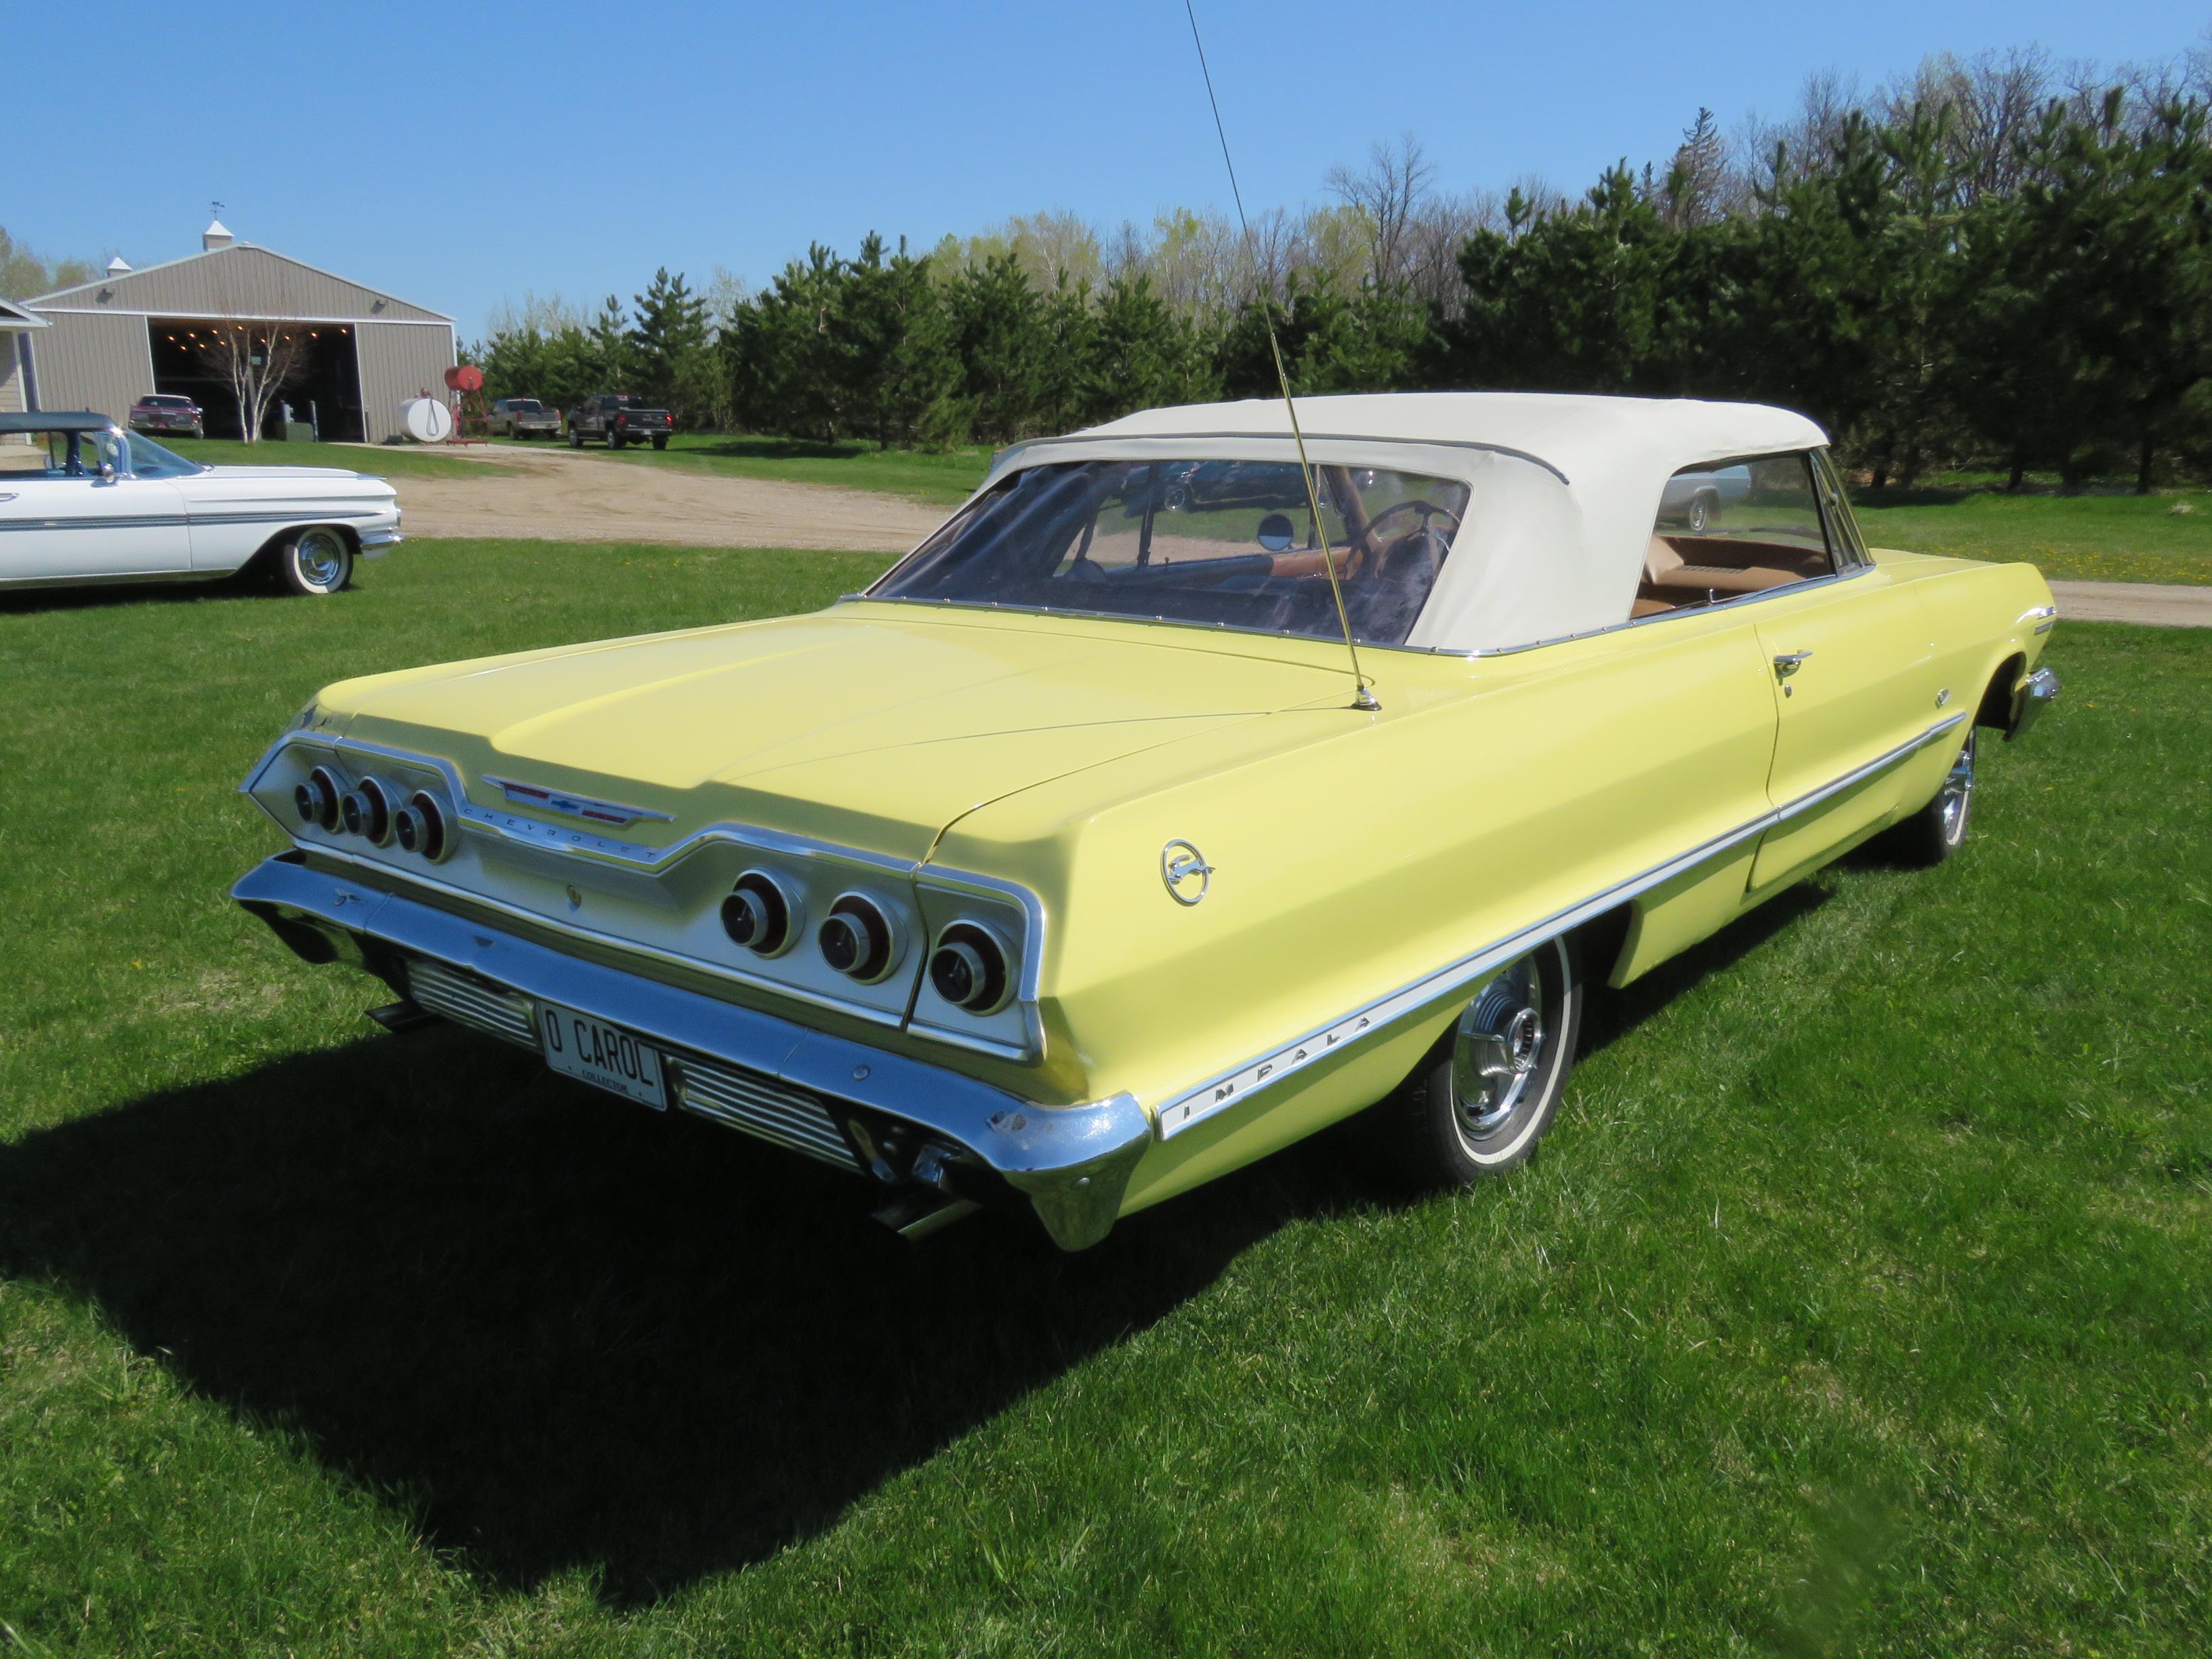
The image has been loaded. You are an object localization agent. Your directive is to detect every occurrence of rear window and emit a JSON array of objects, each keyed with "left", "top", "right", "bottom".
[
  {"left": 874, "top": 459, "right": 1469, "bottom": 647},
  {"left": 142, "top": 395, "right": 191, "bottom": 408}
]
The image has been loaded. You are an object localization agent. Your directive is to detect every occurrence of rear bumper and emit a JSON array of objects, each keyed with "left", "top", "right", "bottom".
[
  {"left": 2009, "top": 665, "right": 2060, "bottom": 740},
  {"left": 230, "top": 852, "right": 1150, "bottom": 1249}
]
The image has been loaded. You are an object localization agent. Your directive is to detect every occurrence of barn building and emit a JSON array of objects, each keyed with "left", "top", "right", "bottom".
[{"left": 14, "top": 220, "right": 455, "bottom": 443}]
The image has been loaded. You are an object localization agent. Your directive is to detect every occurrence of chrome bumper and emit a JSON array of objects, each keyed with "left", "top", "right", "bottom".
[
  {"left": 231, "top": 853, "right": 1150, "bottom": 1250},
  {"left": 2009, "top": 665, "right": 2060, "bottom": 740},
  {"left": 358, "top": 526, "right": 403, "bottom": 556}
]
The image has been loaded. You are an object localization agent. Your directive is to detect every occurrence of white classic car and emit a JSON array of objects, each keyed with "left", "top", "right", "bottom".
[{"left": 0, "top": 411, "right": 401, "bottom": 596}]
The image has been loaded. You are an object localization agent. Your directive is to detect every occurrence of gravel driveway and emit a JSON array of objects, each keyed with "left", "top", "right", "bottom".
[{"left": 376, "top": 443, "right": 947, "bottom": 554}]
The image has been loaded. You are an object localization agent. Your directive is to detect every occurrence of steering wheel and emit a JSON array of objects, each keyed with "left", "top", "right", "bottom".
[{"left": 1351, "top": 498, "right": 1462, "bottom": 585}]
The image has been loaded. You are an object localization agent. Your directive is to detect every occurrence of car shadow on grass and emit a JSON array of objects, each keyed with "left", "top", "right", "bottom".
[
  {"left": 0, "top": 884, "right": 1835, "bottom": 1607},
  {"left": 0, "top": 1023, "right": 1343, "bottom": 1605},
  {"left": 0, "top": 573, "right": 286, "bottom": 615}
]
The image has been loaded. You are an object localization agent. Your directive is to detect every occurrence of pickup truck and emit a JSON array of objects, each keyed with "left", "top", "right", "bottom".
[
  {"left": 566, "top": 393, "right": 672, "bottom": 450},
  {"left": 487, "top": 397, "right": 561, "bottom": 439}
]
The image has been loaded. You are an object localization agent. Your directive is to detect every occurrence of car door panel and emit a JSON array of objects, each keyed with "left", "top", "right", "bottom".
[
  {"left": 1749, "top": 571, "right": 1940, "bottom": 889},
  {"left": 0, "top": 478, "right": 192, "bottom": 582}
]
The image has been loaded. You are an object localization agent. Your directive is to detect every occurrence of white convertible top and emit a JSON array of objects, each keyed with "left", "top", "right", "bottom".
[{"left": 986, "top": 392, "right": 1830, "bottom": 652}]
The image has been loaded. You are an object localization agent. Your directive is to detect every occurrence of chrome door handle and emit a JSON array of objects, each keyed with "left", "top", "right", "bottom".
[{"left": 1771, "top": 650, "right": 1814, "bottom": 680}]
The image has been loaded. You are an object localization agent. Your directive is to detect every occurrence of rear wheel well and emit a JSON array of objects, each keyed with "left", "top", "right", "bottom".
[
  {"left": 1573, "top": 905, "right": 1634, "bottom": 989},
  {"left": 1974, "top": 652, "right": 2026, "bottom": 731}
]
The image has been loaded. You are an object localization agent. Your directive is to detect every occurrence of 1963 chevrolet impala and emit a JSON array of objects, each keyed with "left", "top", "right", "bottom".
[
  {"left": 0, "top": 411, "right": 399, "bottom": 595},
  {"left": 231, "top": 394, "right": 2059, "bottom": 1248}
]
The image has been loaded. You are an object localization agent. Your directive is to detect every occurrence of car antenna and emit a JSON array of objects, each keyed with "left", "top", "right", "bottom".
[{"left": 1181, "top": 0, "right": 1379, "bottom": 713}]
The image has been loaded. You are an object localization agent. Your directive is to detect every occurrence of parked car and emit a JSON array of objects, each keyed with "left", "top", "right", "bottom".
[
  {"left": 487, "top": 397, "right": 560, "bottom": 440},
  {"left": 127, "top": 392, "right": 205, "bottom": 439},
  {"left": 232, "top": 393, "right": 2059, "bottom": 1249},
  {"left": 566, "top": 392, "right": 672, "bottom": 449},
  {"left": 1657, "top": 462, "right": 1752, "bottom": 533},
  {"left": 1, "top": 411, "right": 400, "bottom": 596}
]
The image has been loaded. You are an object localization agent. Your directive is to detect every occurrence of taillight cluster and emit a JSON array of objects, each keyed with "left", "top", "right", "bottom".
[
  {"left": 294, "top": 764, "right": 452, "bottom": 863},
  {"left": 715, "top": 867, "right": 1013, "bottom": 1014}
]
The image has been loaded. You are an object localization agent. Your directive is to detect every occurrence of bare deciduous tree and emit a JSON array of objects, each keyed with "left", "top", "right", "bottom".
[
  {"left": 192, "top": 319, "right": 308, "bottom": 444},
  {"left": 1326, "top": 134, "right": 1437, "bottom": 288}
]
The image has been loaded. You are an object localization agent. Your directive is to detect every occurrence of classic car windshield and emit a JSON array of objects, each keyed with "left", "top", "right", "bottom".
[
  {"left": 123, "top": 432, "right": 205, "bottom": 478},
  {"left": 874, "top": 459, "right": 1470, "bottom": 645}
]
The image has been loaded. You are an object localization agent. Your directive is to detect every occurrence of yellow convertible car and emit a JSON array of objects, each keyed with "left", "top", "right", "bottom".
[{"left": 232, "top": 394, "right": 2060, "bottom": 1249}]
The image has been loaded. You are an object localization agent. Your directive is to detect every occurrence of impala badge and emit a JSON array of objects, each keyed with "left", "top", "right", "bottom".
[{"left": 1161, "top": 839, "right": 1213, "bottom": 906}]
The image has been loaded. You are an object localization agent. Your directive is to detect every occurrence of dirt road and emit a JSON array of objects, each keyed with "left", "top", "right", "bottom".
[
  {"left": 2047, "top": 579, "right": 2212, "bottom": 628},
  {"left": 376, "top": 443, "right": 947, "bottom": 554}
]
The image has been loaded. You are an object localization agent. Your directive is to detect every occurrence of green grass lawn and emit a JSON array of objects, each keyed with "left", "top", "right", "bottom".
[
  {"left": 1851, "top": 484, "right": 2210, "bottom": 586},
  {"left": 160, "top": 436, "right": 520, "bottom": 479},
  {"left": 505, "top": 431, "right": 991, "bottom": 505},
  {"left": 1, "top": 543, "right": 2205, "bottom": 1656}
]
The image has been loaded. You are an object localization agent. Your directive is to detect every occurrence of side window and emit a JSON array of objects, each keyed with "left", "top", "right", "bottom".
[{"left": 1635, "top": 453, "right": 1838, "bottom": 619}]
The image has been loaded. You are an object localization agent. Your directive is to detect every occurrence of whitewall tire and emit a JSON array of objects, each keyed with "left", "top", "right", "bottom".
[{"left": 274, "top": 527, "right": 354, "bottom": 596}]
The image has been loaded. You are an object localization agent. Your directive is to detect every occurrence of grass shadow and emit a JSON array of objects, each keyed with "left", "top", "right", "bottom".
[
  {"left": 0, "top": 882, "right": 1837, "bottom": 1606},
  {"left": 0, "top": 1025, "right": 1325, "bottom": 1605},
  {"left": 0, "top": 572, "right": 282, "bottom": 616},
  {"left": 1578, "top": 881, "right": 1832, "bottom": 1059}
]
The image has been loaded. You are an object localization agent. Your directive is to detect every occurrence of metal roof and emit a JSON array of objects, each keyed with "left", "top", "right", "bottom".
[
  {"left": 22, "top": 241, "right": 452, "bottom": 324},
  {"left": 0, "top": 411, "right": 112, "bottom": 433}
]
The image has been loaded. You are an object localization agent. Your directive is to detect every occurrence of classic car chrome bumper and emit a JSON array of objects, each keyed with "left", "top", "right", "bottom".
[
  {"left": 231, "top": 853, "right": 1151, "bottom": 1250},
  {"left": 2009, "top": 665, "right": 2060, "bottom": 739}
]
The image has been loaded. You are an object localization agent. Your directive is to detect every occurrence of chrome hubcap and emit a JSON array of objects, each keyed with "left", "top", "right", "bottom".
[
  {"left": 1939, "top": 731, "right": 1976, "bottom": 844},
  {"left": 1452, "top": 951, "right": 1547, "bottom": 1140},
  {"left": 297, "top": 530, "right": 346, "bottom": 588}
]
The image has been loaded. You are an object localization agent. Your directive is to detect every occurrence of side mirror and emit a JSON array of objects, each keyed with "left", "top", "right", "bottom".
[{"left": 1256, "top": 512, "right": 1295, "bottom": 554}]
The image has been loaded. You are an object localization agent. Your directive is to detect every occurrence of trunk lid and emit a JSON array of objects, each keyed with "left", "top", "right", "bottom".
[{"left": 329, "top": 607, "right": 1349, "bottom": 861}]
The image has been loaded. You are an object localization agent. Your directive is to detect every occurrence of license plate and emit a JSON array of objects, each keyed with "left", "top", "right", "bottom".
[{"left": 536, "top": 1001, "right": 669, "bottom": 1110}]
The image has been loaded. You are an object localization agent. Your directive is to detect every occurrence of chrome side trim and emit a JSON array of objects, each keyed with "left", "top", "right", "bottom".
[
  {"left": 232, "top": 855, "right": 1147, "bottom": 1250},
  {"left": 0, "top": 507, "right": 391, "bottom": 533},
  {"left": 1152, "top": 712, "right": 1969, "bottom": 1139}
]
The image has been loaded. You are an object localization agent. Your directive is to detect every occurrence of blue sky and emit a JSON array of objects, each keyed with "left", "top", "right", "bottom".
[{"left": 18, "top": 1, "right": 2208, "bottom": 337}]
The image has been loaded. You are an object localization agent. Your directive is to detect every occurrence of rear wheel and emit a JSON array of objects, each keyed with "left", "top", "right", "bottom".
[
  {"left": 608, "top": 432, "right": 625, "bottom": 450},
  {"left": 568, "top": 426, "right": 583, "bottom": 448},
  {"left": 1370, "top": 935, "right": 1582, "bottom": 1186},
  {"left": 1882, "top": 729, "right": 1976, "bottom": 867},
  {"left": 274, "top": 527, "right": 353, "bottom": 596}
]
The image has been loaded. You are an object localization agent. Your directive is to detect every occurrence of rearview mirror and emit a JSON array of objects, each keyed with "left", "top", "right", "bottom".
[{"left": 1256, "top": 512, "right": 1295, "bottom": 554}]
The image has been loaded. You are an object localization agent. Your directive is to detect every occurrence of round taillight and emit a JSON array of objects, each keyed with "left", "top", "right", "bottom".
[
  {"left": 720, "top": 870, "right": 794, "bottom": 955},
  {"left": 819, "top": 894, "right": 895, "bottom": 982},
  {"left": 339, "top": 775, "right": 395, "bottom": 844},
  {"left": 929, "top": 922, "right": 1012, "bottom": 1014},
  {"left": 295, "top": 765, "right": 342, "bottom": 830},
  {"left": 392, "top": 789, "right": 451, "bottom": 861}
]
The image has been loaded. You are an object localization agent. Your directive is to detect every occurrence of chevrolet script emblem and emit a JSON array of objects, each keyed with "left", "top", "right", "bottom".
[
  {"left": 1161, "top": 839, "right": 1213, "bottom": 905},
  {"left": 483, "top": 775, "right": 671, "bottom": 829}
]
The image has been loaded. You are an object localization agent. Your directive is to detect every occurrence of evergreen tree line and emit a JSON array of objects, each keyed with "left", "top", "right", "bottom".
[{"left": 474, "top": 47, "right": 2212, "bottom": 488}]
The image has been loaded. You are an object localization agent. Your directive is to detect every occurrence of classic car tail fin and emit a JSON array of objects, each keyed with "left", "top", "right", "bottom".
[{"left": 1181, "top": 0, "right": 1379, "bottom": 713}]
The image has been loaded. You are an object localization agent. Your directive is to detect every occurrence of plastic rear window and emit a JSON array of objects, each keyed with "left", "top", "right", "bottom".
[{"left": 874, "top": 459, "right": 1469, "bottom": 646}]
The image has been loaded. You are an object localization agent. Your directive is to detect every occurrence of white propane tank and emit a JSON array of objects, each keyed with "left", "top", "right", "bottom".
[{"left": 399, "top": 396, "right": 455, "bottom": 443}]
